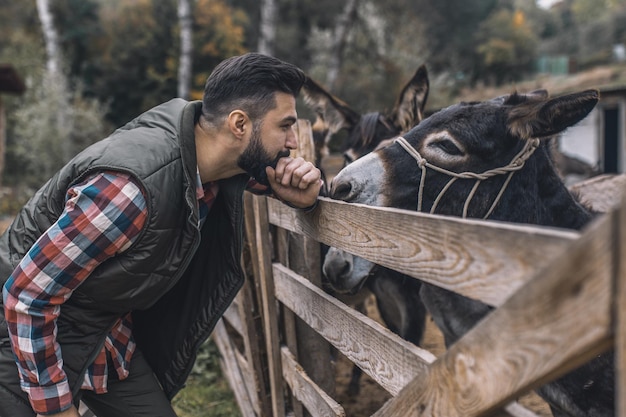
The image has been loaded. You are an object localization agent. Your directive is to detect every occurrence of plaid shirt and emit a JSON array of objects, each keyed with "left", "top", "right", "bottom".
[{"left": 3, "top": 169, "right": 270, "bottom": 414}]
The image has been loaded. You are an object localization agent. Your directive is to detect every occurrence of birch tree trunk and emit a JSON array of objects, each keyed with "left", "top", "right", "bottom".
[
  {"left": 36, "top": 0, "right": 72, "bottom": 162},
  {"left": 36, "top": 0, "right": 61, "bottom": 77},
  {"left": 177, "top": 0, "right": 193, "bottom": 99},
  {"left": 258, "top": 0, "right": 277, "bottom": 56},
  {"left": 326, "top": 0, "right": 359, "bottom": 90}
]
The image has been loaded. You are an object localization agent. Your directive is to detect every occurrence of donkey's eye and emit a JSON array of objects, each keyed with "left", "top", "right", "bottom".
[
  {"left": 343, "top": 151, "right": 356, "bottom": 166},
  {"left": 433, "top": 139, "right": 463, "bottom": 156}
]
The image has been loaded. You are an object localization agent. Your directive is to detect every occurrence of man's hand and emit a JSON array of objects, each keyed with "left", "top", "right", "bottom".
[
  {"left": 266, "top": 156, "right": 322, "bottom": 209},
  {"left": 38, "top": 405, "right": 80, "bottom": 417}
]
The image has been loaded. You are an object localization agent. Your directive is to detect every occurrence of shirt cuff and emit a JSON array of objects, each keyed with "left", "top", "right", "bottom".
[{"left": 22, "top": 379, "right": 73, "bottom": 415}]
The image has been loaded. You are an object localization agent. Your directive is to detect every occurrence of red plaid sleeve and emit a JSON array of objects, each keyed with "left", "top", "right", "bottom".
[{"left": 2, "top": 171, "right": 147, "bottom": 414}]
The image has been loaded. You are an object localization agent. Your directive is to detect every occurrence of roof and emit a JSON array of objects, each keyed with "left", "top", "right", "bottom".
[
  {"left": 429, "top": 63, "right": 626, "bottom": 110},
  {"left": 0, "top": 64, "right": 26, "bottom": 94}
]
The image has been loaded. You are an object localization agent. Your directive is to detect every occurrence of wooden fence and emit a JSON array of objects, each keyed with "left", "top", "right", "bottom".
[{"left": 212, "top": 120, "right": 626, "bottom": 417}]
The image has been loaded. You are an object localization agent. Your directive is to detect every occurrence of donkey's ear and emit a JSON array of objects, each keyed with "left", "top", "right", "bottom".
[
  {"left": 507, "top": 89, "right": 599, "bottom": 139},
  {"left": 528, "top": 89, "right": 549, "bottom": 100},
  {"left": 301, "top": 76, "right": 361, "bottom": 135},
  {"left": 389, "top": 64, "right": 430, "bottom": 133}
]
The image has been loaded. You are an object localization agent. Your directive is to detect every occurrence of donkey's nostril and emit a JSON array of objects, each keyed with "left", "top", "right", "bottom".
[
  {"left": 330, "top": 181, "right": 353, "bottom": 201},
  {"left": 338, "top": 262, "right": 350, "bottom": 278}
]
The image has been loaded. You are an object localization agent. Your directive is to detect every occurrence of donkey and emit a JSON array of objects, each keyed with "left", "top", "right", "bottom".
[
  {"left": 326, "top": 88, "right": 613, "bottom": 417},
  {"left": 302, "top": 65, "right": 430, "bottom": 395},
  {"left": 302, "top": 64, "right": 431, "bottom": 185}
]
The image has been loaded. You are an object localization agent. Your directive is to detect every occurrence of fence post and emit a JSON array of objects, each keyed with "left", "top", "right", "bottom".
[
  {"left": 288, "top": 119, "right": 336, "bottom": 405},
  {"left": 249, "top": 193, "right": 286, "bottom": 417},
  {"left": 617, "top": 184, "right": 626, "bottom": 417}
]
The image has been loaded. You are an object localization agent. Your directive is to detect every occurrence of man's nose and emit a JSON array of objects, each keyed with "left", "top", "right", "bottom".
[{"left": 286, "top": 126, "right": 298, "bottom": 149}]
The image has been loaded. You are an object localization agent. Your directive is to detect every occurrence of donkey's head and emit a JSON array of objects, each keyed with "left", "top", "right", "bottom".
[
  {"left": 302, "top": 65, "right": 429, "bottom": 170},
  {"left": 312, "top": 66, "right": 429, "bottom": 293},
  {"left": 330, "top": 89, "right": 599, "bottom": 228}
]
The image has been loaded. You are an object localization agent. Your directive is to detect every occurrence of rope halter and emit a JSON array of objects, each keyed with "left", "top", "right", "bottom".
[{"left": 394, "top": 136, "right": 541, "bottom": 219}]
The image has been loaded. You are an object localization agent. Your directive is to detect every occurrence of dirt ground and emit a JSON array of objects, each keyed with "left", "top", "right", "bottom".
[{"left": 332, "top": 294, "right": 554, "bottom": 417}]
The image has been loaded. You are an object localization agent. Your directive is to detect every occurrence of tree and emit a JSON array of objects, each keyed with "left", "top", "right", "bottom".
[
  {"left": 258, "top": 0, "right": 277, "bottom": 55},
  {"left": 190, "top": 0, "right": 248, "bottom": 99},
  {"left": 36, "top": 0, "right": 61, "bottom": 76},
  {"left": 11, "top": 75, "right": 109, "bottom": 188},
  {"left": 410, "top": 0, "right": 499, "bottom": 81},
  {"left": 326, "top": 0, "right": 359, "bottom": 89},
  {"left": 50, "top": 0, "right": 102, "bottom": 88},
  {"left": 36, "top": 0, "right": 75, "bottom": 162},
  {"left": 93, "top": 0, "right": 178, "bottom": 126},
  {"left": 178, "top": 0, "right": 193, "bottom": 99},
  {"left": 475, "top": 8, "right": 538, "bottom": 85}
]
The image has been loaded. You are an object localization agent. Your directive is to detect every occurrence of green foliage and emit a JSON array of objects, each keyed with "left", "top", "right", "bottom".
[
  {"left": 409, "top": 0, "right": 499, "bottom": 78},
  {"left": 172, "top": 339, "right": 242, "bottom": 417},
  {"left": 570, "top": 0, "right": 626, "bottom": 25},
  {"left": 0, "top": 188, "right": 30, "bottom": 217},
  {"left": 7, "top": 70, "right": 110, "bottom": 189},
  {"left": 51, "top": 0, "right": 103, "bottom": 85},
  {"left": 475, "top": 9, "right": 538, "bottom": 84},
  {"left": 90, "top": 0, "right": 178, "bottom": 126},
  {"left": 190, "top": 0, "right": 249, "bottom": 100}
]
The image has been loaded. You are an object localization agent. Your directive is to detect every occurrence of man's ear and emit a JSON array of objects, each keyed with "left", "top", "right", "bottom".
[{"left": 227, "top": 110, "right": 249, "bottom": 138}]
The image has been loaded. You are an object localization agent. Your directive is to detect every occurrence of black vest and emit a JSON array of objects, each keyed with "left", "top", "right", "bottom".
[{"left": 0, "top": 99, "right": 248, "bottom": 399}]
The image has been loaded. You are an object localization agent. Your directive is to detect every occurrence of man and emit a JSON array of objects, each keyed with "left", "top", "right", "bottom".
[{"left": 0, "top": 52, "right": 322, "bottom": 417}]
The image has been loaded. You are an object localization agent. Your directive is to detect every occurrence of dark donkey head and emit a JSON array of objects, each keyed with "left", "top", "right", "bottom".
[
  {"left": 302, "top": 65, "right": 430, "bottom": 176},
  {"left": 330, "top": 89, "right": 599, "bottom": 230},
  {"left": 329, "top": 89, "right": 610, "bottom": 417}
]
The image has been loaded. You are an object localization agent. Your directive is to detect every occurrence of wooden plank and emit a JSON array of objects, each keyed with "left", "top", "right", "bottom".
[
  {"left": 568, "top": 173, "right": 626, "bottom": 212},
  {"left": 280, "top": 346, "right": 345, "bottom": 417},
  {"left": 272, "top": 263, "right": 537, "bottom": 417},
  {"left": 268, "top": 196, "right": 579, "bottom": 307},
  {"left": 233, "top": 347, "right": 260, "bottom": 414},
  {"left": 287, "top": 231, "right": 335, "bottom": 397},
  {"left": 273, "top": 262, "right": 436, "bottom": 396},
  {"left": 235, "top": 280, "right": 268, "bottom": 417},
  {"left": 218, "top": 357, "right": 255, "bottom": 417},
  {"left": 275, "top": 227, "right": 304, "bottom": 417},
  {"left": 213, "top": 320, "right": 259, "bottom": 417},
  {"left": 244, "top": 192, "right": 267, "bottom": 329},
  {"left": 292, "top": 119, "right": 316, "bottom": 163},
  {"left": 371, "top": 212, "right": 615, "bottom": 417},
  {"left": 243, "top": 192, "right": 273, "bottom": 417},
  {"left": 220, "top": 292, "right": 262, "bottom": 415},
  {"left": 502, "top": 402, "right": 541, "bottom": 417},
  {"left": 223, "top": 301, "right": 244, "bottom": 336},
  {"left": 617, "top": 181, "right": 626, "bottom": 417},
  {"left": 250, "top": 194, "right": 285, "bottom": 417}
]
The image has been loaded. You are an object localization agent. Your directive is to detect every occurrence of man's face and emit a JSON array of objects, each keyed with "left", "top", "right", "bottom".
[{"left": 237, "top": 92, "right": 299, "bottom": 185}]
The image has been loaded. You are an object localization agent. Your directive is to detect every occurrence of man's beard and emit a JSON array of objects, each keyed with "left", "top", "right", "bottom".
[{"left": 237, "top": 124, "right": 290, "bottom": 186}]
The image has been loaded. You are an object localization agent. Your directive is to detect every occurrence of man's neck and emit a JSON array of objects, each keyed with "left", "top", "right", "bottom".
[{"left": 194, "top": 121, "right": 245, "bottom": 183}]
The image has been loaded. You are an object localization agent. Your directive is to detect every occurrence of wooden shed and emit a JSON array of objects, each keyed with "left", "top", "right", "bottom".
[{"left": 0, "top": 64, "right": 26, "bottom": 187}]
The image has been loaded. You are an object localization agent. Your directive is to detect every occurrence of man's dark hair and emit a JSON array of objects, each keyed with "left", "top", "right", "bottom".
[{"left": 201, "top": 52, "right": 306, "bottom": 125}]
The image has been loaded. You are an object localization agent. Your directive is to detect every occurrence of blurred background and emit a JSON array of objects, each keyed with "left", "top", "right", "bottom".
[
  {"left": 2, "top": 0, "right": 626, "bottom": 194},
  {"left": 1, "top": 1, "right": 625, "bottom": 415}
]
